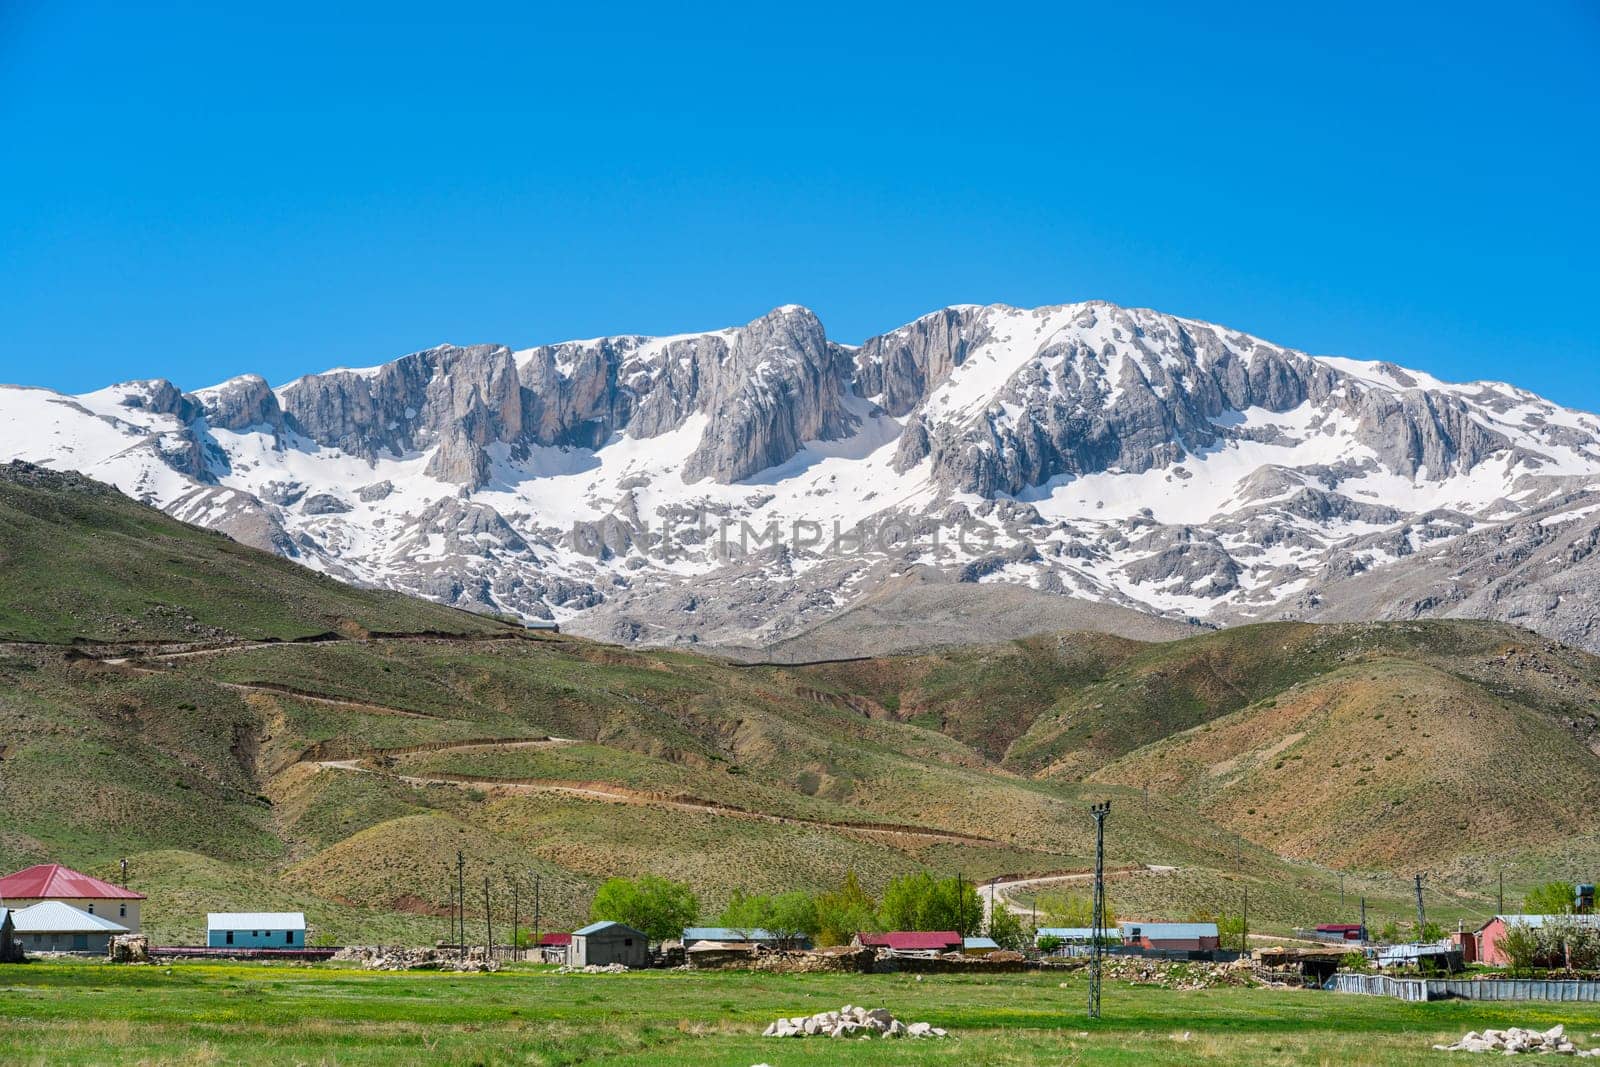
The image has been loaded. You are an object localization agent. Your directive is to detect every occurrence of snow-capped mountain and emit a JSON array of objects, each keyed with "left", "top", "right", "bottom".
[{"left": 5, "top": 301, "right": 1600, "bottom": 652}]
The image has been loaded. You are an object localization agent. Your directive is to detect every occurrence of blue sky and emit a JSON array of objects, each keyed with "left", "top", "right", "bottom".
[{"left": 2, "top": 1, "right": 1597, "bottom": 411}]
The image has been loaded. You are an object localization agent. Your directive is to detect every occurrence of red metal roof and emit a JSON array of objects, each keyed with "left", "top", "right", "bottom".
[
  {"left": 859, "top": 931, "right": 961, "bottom": 951},
  {"left": 0, "top": 864, "right": 145, "bottom": 901},
  {"left": 538, "top": 932, "right": 572, "bottom": 946}
]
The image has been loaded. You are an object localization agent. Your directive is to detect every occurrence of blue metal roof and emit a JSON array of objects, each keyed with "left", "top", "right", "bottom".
[
  {"left": 962, "top": 936, "right": 999, "bottom": 949},
  {"left": 1035, "top": 926, "right": 1115, "bottom": 940},
  {"left": 683, "top": 926, "right": 780, "bottom": 942},
  {"left": 573, "top": 920, "right": 642, "bottom": 937},
  {"left": 1120, "top": 921, "right": 1218, "bottom": 939}
]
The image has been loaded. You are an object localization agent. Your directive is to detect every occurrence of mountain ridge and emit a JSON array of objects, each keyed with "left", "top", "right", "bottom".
[{"left": 3, "top": 299, "right": 1598, "bottom": 652}]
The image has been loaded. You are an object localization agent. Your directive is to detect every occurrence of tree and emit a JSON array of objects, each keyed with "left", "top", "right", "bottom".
[
  {"left": 985, "top": 904, "right": 1028, "bottom": 951},
  {"left": 878, "top": 873, "right": 982, "bottom": 934},
  {"left": 1524, "top": 882, "right": 1577, "bottom": 916},
  {"left": 814, "top": 870, "right": 877, "bottom": 947},
  {"left": 718, "top": 889, "right": 768, "bottom": 937},
  {"left": 1036, "top": 935, "right": 1064, "bottom": 955},
  {"left": 1215, "top": 912, "right": 1247, "bottom": 952},
  {"left": 1499, "top": 920, "right": 1543, "bottom": 976},
  {"left": 1038, "top": 890, "right": 1116, "bottom": 929},
  {"left": 589, "top": 874, "right": 699, "bottom": 943},
  {"left": 767, "top": 891, "right": 820, "bottom": 948}
]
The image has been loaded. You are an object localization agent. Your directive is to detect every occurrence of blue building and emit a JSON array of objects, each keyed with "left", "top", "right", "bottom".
[{"left": 207, "top": 912, "right": 306, "bottom": 949}]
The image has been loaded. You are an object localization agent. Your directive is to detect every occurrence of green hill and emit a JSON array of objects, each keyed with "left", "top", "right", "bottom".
[{"left": 2, "top": 463, "right": 1596, "bottom": 944}]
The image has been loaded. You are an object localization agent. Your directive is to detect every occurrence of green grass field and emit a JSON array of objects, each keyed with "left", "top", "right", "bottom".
[{"left": 4, "top": 960, "right": 1599, "bottom": 1066}]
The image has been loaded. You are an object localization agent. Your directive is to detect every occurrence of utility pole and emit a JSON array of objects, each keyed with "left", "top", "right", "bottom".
[
  {"left": 1242, "top": 887, "right": 1249, "bottom": 954},
  {"left": 512, "top": 878, "right": 520, "bottom": 963},
  {"left": 1499, "top": 870, "right": 1505, "bottom": 915},
  {"left": 1360, "top": 897, "right": 1368, "bottom": 943},
  {"left": 484, "top": 876, "right": 493, "bottom": 961},
  {"left": 532, "top": 872, "right": 542, "bottom": 960},
  {"left": 1339, "top": 872, "right": 1345, "bottom": 914},
  {"left": 1413, "top": 874, "right": 1427, "bottom": 938},
  {"left": 1088, "top": 801, "right": 1111, "bottom": 1020},
  {"left": 456, "top": 851, "right": 466, "bottom": 960},
  {"left": 121, "top": 858, "right": 129, "bottom": 887}
]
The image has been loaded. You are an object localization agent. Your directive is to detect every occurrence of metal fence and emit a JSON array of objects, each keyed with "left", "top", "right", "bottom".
[{"left": 1329, "top": 973, "right": 1600, "bottom": 1002}]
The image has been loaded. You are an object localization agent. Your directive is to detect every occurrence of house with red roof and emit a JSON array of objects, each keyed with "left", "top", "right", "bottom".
[
  {"left": 856, "top": 930, "right": 962, "bottom": 953},
  {"left": 0, "top": 864, "right": 144, "bottom": 933}
]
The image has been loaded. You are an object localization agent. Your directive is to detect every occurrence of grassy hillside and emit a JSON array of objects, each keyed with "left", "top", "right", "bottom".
[
  {"left": 0, "top": 462, "right": 508, "bottom": 642},
  {"left": 1, "top": 466, "right": 1595, "bottom": 945}
]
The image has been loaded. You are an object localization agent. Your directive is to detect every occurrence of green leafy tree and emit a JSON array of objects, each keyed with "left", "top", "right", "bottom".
[
  {"left": 814, "top": 870, "right": 878, "bottom": 947},
  {"left": 1376, "top": 920, "right": 1402, "bottom": 944},
  {"left": 1038, "top": 890, "right": 1116, "bottom": 929},
  {"left": 1499, "top": 920, "right": 1543, "bottom": 976},
  {"left": 1524, "top": 881, "right": 1577, "bottom": 915},
  {"left": 985, "top": 904, "right": 1028, "bottom": 951},
  {"left": 767, "top": 891, "right": 820, "bottom": 948},
  {"left": 878, "top": 873, "right": 982, "bottom": 934},
  {"left": 718, "top": 889, "right": 769, "bottom": 937},
  {"left": 1415, "top": 920, "right": 1445, "bottom": 943},
  {"left": 589, "top": 874, "right": 699, "bottom": 943},
  {"left": 1216, "top": 912, "right": 1247, "bottom": 952},
  {"left": 1036, "top": 935, "right": 1064, "bottom": 954}
]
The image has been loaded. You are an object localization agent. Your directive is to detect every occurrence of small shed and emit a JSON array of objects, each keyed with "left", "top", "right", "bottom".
[
  {"left": 12, "top": 901, "right": 129, "bottom": 954},
  {"left": 0, "top": 908, "right": 18, "bottom": 962},
  {"left": 1472, "top": 915, "right": 1600, "bottom": 967},
  {"left": 535, "top": 932, "right": 571, "bottom": 962},
  {"left": 1315, "top": 923, "right": 1366, "bottom": 942},
  {"left": 568, "top": 921, "right": 649, "bottom": 968},
  {"left": 1119, "top": 921, "right": 1220, "bottom": 951},
  {"left": 207, "top": 912, "right": 307, "bottom": 949},
  {"left": 962, "top": 936, "right": 1000, "bottom": 956}
]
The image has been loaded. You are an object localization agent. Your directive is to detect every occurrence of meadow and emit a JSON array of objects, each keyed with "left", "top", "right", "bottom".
[{"left": 5, "top": 960, "right": 1600, "bottom": 1066}]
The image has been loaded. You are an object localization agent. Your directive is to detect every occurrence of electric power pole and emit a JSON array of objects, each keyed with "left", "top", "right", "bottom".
[
  {"left": 1499, "top": 870, "right": 1505, "bottom": 915},
  {"left": 1088, "top": 801, "right": 1111, "bottom": 1020},
  {"left": 484, "top": 876, "right": 493, "bottom": 961},
  {"left": 1413, "top": 873, "right": 1427, "bottom": 938},
  {"left": 512, "top": 879, "right": 520, "bottom": 963},
  {"left": 1360, "top": 897, "right": 1367, "bottom": 943},
  {"left": 1339, "top": 872, "right": 1345, "bottom": 914},
  {"left": 121, "top": 858, "right": 129, "bottom": 887},
  {"left": 532, "top": 872, "right": 542, "bottom": 960},
  {"left": 456, "top": 851, "right": 466, "bottom": 960},
  {"left": 1242, "top": 887, "right": 1249, "bottom": 954}
]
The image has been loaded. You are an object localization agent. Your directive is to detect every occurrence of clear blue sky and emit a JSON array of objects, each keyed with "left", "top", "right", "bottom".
[{"left": 2, "top": 1, "right": 1597, "bottom": 411}]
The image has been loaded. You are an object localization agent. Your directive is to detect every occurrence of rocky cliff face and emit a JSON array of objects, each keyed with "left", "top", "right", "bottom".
[{"left": 4, "top": 300, "right": 1599, "bottom": 653}]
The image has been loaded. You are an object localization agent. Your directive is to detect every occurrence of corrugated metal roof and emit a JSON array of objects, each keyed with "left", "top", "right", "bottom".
[
  {"left": 1489, "top": 914, "right": 1600, "bottom": 930},
  {"left": 1119, "top": 921, "right": 1218, "bottom": 939},
  {"left": 207, "top": 912, "right": 306, "bottom": 931},
  {"left": 963, "top": 937, "right": 999, "bottom": 949},
  {"left": 683, "top": 927, "right": 780, "bottom": 942},
  {"left": 537, "top": 932, "right": 572, "bottom": 946},
  {"left": 1035, "top": 926, "right": 1115, "bottom": 940},
  {"left": 573, "top": 920, "right": 642, "bottom": 937},
  {"left": 13, "top": 901, "right": 130, "bottom": 934},
  {"left": 0, "top": 863, "right": 145, "bottom": 900},
  {"left": 859, "top": 931, "right": 962, "bottom": 951}
]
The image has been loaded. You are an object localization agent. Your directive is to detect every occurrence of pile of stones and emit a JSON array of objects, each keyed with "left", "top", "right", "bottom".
[
  {"left": 763, "top": 1004, "right": 948, "bottom": 1039},
  {"left": 1433, "top": 1025, "right": 1597, "bottom": 1056},
  {"left": 107, "top": 935, "right": 150, "bottom": 964},
  {"left": 335, "top": 946, "right": 500, "bottom": 972},
  {"left": 556, "top": 962, "right": 629, "bottom": 974}
]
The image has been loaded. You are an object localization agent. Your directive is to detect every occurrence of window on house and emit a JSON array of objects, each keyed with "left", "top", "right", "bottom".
[
  {"left": 624, "top": 938, "right": 633, "bottom": 946},
  {"left": 120, "top": 904, "right": 126, "bottom": 918},
  {"left": 88, "top": 904, "right": 95, "bottom": 914},
  {"left": 226, "top": 931, "right": 234, "bottom": 945},
  {"left": 285, "top": 930, "right": 293, "bottom": 944}
]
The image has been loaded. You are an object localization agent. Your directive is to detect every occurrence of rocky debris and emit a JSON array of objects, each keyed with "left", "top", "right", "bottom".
[
  {"left": 1096, "top": 957, "right": 1258, "bottom": 990},
  {"left": 556, "top": 962, "right": 629, "bottom": 974},
  {"left": 762, "top": 1004, "right": 947, "bottom": 1039},
  {"left": 107, "top": 934, "right": 150, "bottom": 963},
  {"left": 1433, "top": 1025, "right": 1599, "bottom": 1055},
  {"left": 333, "top": 946, "right": 500, "bottom": 972}
]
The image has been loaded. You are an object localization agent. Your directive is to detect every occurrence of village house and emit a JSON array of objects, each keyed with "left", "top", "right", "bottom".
[
  {"left": 1471, "top": 914, "right": 1600, "bottom": 967},
  {"left": 682, "top": 927, "right": 810, "bottom": 951},
  {"left": 568, "top": 921, "right": 649, "bottom": 968},
  {"left": 856, "top": 931, "right": 963, "bottom": 954},
  {"left": 962, "top": 936, "right": 1000, "bottom": 956},
  {"left": 207, "top": 912, "right": 307, "bottom": 949},
  {"left": 0, "top": 863, "right": 144, "bottom": 932},
  {"left": 12, "top": 901, "right": 129, "bottom": 954},
  {"left": 1119, "top": 921, "right": 1221, "bottom": 952}
]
